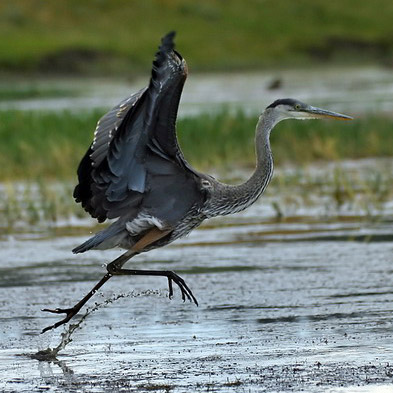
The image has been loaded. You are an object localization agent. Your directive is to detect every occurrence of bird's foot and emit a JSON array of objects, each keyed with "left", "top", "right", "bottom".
[
  {"left": 41, "top": 306, "right": 81, "bottom": 334},
  {"left": 167, "top": 271, "right": 198, "bottom": 306}
]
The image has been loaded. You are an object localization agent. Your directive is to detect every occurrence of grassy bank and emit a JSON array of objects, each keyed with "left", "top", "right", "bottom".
[
  {"left": 0, "top": 109, "right": 392, "bottom": 181},
  {"left": 0, "top": 0, "right": 393, "bottom": 75}
]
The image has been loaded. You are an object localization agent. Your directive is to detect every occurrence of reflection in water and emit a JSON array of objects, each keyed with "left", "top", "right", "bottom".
[
  {"left": 37, "top": 360, "right": 55, "bottom": 378},
  {"left": 37, "top": 358, "right": 74, "bottom": 378},
  {"left": 36, "top": 359, "right": 75, "bottom": 391}
]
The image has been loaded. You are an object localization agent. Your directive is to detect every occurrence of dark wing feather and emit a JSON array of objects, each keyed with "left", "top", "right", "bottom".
[
  {"left": 73, "top": 88, "right": 146, "bottom": 216},
  {"left": 74, "top": 32, "right": 205, "bottom": 224},
  {"left": 90, "top": 87, "right": 147, "bottom": 168}
]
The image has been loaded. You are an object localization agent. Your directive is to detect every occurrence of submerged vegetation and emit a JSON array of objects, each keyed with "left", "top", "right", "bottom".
[{"left": 1, "top": 159, "right": 392, "bottom": 233}]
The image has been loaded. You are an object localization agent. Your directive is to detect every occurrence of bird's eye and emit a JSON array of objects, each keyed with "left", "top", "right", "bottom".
[
  {"left": 294, "top": 104, "right": 302, "bottom": 111},
  {"left": 201, "top": 179, "right": 211, "bottom": 188}
]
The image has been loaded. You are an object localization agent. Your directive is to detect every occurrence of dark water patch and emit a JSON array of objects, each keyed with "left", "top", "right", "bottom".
[
  {"left": 256, "top": 311, "right": 383, "bottom": 325},
  {"left": 207, "top": 304, "right": 303, "bottom": 311},
  {"left": 186, "top": 265, "right": 266, "bottom": 274},
  {"left": 329, "top": 290, "right": 393, "bottom": 299},
  {"left": 296, "top": 234, "right": 393, "bottom": 243},
  {"left": 231, "top": 232, "right": 393, "bottom": 244}
]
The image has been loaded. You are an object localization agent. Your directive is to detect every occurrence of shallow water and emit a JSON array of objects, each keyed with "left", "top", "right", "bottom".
[
  {"left": 1, "top": 66, "right": 393, "bottom": 116},
  {"left": 1, "top": 171, "right": 393, "bottom": 392}
]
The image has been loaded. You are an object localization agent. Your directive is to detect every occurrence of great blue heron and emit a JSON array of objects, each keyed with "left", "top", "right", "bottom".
[{"left": 42, "top": 32, "right": 352, "bottom": 333}]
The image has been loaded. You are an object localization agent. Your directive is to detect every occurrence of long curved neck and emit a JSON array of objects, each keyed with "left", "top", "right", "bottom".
[{"left": 205, "top": 110, "right": 279, "bottom": 217}]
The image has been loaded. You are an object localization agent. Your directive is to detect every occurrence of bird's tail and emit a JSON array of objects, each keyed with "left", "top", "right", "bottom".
[{"left": 72, "top": 222, "right": 126, "bottom": 254}]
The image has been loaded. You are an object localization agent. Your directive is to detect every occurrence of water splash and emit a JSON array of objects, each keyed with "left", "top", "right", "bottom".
[{"left": 31, "top": 290, "right": 160, "bottom": 361}]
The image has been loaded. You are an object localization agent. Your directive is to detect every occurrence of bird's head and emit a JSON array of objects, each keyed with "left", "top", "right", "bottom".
[{"left": 265, "top": 98, "right": 353, "bottom": 122}]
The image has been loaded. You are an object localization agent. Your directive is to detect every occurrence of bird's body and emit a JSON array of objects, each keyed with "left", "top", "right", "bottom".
[
  {"left": 72, "top": 32, "right": 208, "bottom": 255},
  {"left": 71, "top": 32, "right": 276, "bottom": 256},
  {"left": 42, "top": 32, "right": 352, "bottom": 333}
]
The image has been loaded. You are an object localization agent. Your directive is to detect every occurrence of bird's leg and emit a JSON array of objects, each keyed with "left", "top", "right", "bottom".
[
  {"left": 107, "top": 228, "right": 198, "bottom": 305},
  {"left": 107, "top": 266, "right": 198, "bottom": 305},
  {"left": 41, "top": 250, "right": 135, "bottom": 333},
  {"left": 42, "top": 228, "right": 197, "bottom": 333}
]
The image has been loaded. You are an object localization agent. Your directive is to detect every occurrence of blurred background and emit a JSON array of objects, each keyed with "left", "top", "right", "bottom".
[
  {"left": 1, "top": 0, "right": 393, "bottom": 180},
  {"left": 1, "top": 2, "right": 393, "bottom": 391},
  {"left": 1, "top": 0, "right": 393, "bottom": 178},
  {"left": 1, "top": 0, "right": 393, "bottom": 225}
]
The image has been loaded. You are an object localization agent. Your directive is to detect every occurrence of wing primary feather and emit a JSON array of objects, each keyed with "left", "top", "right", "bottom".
[{"left": 73, "top": 32, "right": 205, "bottom": 224}]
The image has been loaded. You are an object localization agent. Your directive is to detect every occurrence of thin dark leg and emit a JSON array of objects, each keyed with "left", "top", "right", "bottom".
[
  {"left": 107, "top": 265, "right": 198, "bottom": 306},
  {"left": 41, "top": 251, "right": 198, "bottom": 333},
  {"left": 41, "top": 273, "right": 112, "bottom": 333},
  {"left": 41, "top": 250, "right": 135, "bottom": 334}
]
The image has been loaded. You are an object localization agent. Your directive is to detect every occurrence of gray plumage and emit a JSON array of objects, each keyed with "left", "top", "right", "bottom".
[
  {"left": 73, "top": 31, "right": 352, "bottom": 255},
  {"left": 42, "top": 32, "right": 352, "bottom": 334}
]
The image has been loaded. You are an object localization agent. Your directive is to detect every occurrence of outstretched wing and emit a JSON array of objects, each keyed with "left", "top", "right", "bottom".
[
  {"left": 90, "top": 87, "right": 147, "bottom": 168},
  {"left": 74, "top": 32, "right": 205, "bottom": 224}
]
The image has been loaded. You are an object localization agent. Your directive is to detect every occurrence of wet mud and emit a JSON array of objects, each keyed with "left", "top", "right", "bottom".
[{"left": 1, "top": 194, "right": 393, "bottom": 392}]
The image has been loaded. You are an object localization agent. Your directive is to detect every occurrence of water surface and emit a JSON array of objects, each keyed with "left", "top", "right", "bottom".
[
  {"left": 1, "top": 66, "right": 393, "bottom": 116},
  {"left": 1, "top": 160, "right": 392, "bottom": 392}
]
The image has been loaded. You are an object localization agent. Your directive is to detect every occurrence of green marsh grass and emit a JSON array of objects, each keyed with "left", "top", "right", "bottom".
[
  {"left": 178, "top": 111, "right": 390, "bottom": 167},
  {"left": 1, "top": 0, "right": 393, "bottom": 74},
  {"left": 1, "top": 109, "right": 392, "bottom": 229},
  {"left": 0, "top": 109, "right": 392, "bottom": 181},
  {"left": 0, "top": 110, "right": 98, "bottom": 179}
]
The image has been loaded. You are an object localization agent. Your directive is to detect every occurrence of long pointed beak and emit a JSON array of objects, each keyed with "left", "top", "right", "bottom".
[{"left": 305, "top": 106, "right": 353, "bottom": 120}]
